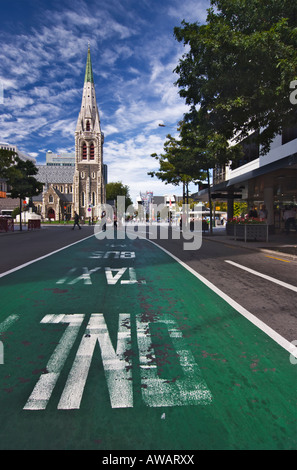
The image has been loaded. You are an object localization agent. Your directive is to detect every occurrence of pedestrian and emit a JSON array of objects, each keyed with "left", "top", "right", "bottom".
[
  {"left": 259, "top": 205, "right": 268, "bottom": 221},
  {"left": 101, "top": 210, "right": 106, "bottom": 232},
  {"left": 72, "top": 211, "right": 81, "bottom": 230},
  {"left": 283, "top": 206, "right": 296, "bottom": 234},
  {"left": 248, "top": 206, "right": 258, "bottom": 218}
]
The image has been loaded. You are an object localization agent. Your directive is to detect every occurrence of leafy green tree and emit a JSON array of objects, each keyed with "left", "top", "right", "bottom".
[
  {"left": 150, "top": 117, "right": 242, "bottom": 231},
  {"left": 106, "top": 182, "right": 133, "bottom": 209},
  {"left": 0, "top": 148, "right": 17, "bottom": 178},
  {"left": 6, "top": 157, "right": 43, "bottom": 231},
  {"left": 174, "top": 0, "right": 297, "bottom": 155},
  {"left": 178, "top": 115, "right": 243, "bottom": 231},
  {"left": 149, "top": 130, "right": 206, "bottom": 203}
]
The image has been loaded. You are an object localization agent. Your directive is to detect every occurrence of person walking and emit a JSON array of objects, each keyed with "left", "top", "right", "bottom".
[
  {"left": 72, "top": 211, "right": 81, "bottom": 230},
  {"left": 101, "top": 210, "right": 106, "bottom": 232}
]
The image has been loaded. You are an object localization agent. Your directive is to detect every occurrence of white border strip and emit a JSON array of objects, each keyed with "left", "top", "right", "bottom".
[
  {"left": 225, "top": 260, "right": 297, "bottom": 293},
  {"left": 144, "top": 238, "right": 297, "bottom": 359},
  {"left": 0, "top": 234, "right": 95, "bottom": 279}
]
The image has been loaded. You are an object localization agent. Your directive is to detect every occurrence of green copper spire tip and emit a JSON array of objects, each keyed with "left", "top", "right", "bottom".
[{"left": 84, "top": 45, "right": 94, "bottom": 84}]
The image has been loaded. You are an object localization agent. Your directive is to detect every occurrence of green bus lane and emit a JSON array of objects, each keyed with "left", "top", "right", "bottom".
[{"left": 0, "top": 232, "right": 296, "bottom": 450}]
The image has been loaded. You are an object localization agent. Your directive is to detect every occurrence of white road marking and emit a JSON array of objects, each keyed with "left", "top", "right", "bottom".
[
  {"left": 57, "top": 314, "right": 133, "bottom": 410},
  {"left": 23, "top": 314, "right": 85, "bottom": 411},
  {"left": 0, "top": 314, "right": 19, "bottom": 332},
  {"left": 68, "top": 267, "right": 101, "bottom": 285},
  {"left": 225, "top": 260, "right": 297, "bottom": 293},
  {"left": 105, "top": 267, "right": 128, "bottom": 285},
  {"left": 136, "top": 314, "right": 212, "bottom": 407},
  {"left": 0, "top": 315, "right": 19, "bottom": 365}
]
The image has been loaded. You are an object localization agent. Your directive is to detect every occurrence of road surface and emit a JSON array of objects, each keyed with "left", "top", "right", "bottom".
[{"left": 0, "top": 226, "right": 296, "bottom": 450}]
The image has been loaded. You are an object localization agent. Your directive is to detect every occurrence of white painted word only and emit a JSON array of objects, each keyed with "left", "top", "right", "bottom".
[
  {"left": 57, "top": 267, "right": 145, "bottom": 285},
  {"left": 56, "top": 251, "right": 145, "bottom": 286},
  {"left": 23, "top": 313, "right": 212, "bottom": 411}
]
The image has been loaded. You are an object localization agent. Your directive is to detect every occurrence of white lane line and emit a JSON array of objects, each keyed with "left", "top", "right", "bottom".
[
  {"left": 225, "top": 260, "right": 297, "bottom": 293},
  {"left": 0, "top": 234, "right": 96, "bottom": 279},
  {"left": 141, "top": 237, "right": 297, "bottom": 360}
]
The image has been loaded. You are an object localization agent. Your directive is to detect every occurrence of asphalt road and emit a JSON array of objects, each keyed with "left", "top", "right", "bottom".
[
  {"left": 143, "top": 228, "right": 297, "bottom": 344},
  {"left": 1, "top": 224, "right": 296, "bottom": 343},
  {"left": 0, "top": 224, "right": 296, "bottom": 450},
  {"left": 0, "top": 225, "right": 95, "bottom": 274}
]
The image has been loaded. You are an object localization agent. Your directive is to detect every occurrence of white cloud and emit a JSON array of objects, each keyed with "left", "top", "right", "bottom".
[
  {"left": 104, "top": 132, "right": 183, "bottom": 202},
  {"left": 104, "top": 125, "right": 120, "bottom": 136},
  {"left": 168, "top": 0, "right": 210, "bottom": 23},
  {"left": 0, "top": 0, "right": 210, "bottom": 198}
]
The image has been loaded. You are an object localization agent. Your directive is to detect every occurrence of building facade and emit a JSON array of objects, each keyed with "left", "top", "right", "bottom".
[
  {"left": 194, "top": 126, "right": 297, "bottom": 232},
  {"left": 0, "top": 47, "right": 106, "bottom": 220},
  {"left": 33, "top": 46, "right": 106, "bottom": 221},
  {"left": 73, "top": 45, "right": 105, "bottom": 220},
  {"left": 45, "top": 151, "right": 75, "bottom": 167}
]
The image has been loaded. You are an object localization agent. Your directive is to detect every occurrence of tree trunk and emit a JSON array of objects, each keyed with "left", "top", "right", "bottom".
[
  {"left": 19, "top": 198, "right": 23, "bottom": 232},
  {"left": 207, "top": 169, "right": 213, "bottom": 235}
]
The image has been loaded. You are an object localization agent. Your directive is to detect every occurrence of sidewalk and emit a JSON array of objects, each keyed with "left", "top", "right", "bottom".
[{"left": 204, "top": 226, "right": 297, "bottom": 260}]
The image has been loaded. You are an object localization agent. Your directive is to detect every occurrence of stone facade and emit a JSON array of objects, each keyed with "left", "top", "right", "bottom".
[
  {"left": 33, "top": 46, "right": 106, "bottom": 221},
  {"left": 73, "top": 46, "right": 105, "bottom": 220}
]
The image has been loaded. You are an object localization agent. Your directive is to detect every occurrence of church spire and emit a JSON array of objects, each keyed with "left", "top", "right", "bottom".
[
  {"left": 76, "top": 44, "right": 101, "bottom": 134},
  {"left": 84, "top": 44, "right": 94, "bottom": 84},
  {"left": 74, "top": 44, "right": 105, "bottom": 219}
]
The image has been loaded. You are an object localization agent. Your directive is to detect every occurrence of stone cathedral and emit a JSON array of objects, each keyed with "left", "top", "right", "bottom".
[
  {"left": 74, "top": 46, "right": 105, "bottom": 219},
  {"left": 34, "top": 46, "right": 106, "bottom": 221}
]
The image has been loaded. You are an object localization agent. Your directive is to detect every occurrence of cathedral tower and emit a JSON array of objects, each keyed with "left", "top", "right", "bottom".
[{"left": 73, "top": 45, "right": 105, "bottom": 220}]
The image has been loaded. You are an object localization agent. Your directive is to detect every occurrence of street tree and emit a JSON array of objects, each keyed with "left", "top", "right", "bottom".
[
  {"left": 106, "top": 182, "right": 133, "bottom": 209},
  {"left": 174, "top": 0, "right": 297, "bottom": 155},
  {"left": 6, "top": 157, "right": 43, "bottom": 231},
  {"left": 149, "top": 131, "right": 206, "bottom": 203},
  {"left": 0, "top": 148, "right": 17, "bottom": 178},
  {"left": 179, "top": 114, "right": 243, "bottom": 232}
]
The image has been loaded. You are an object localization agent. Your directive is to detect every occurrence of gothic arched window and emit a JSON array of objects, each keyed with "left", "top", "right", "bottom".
[
  {"left": 90, "top": 142, "right": 95, "bottom": 160},
  {"left": 86, "top": 121, "right": 90, "bottom": 131},
  {"left": 81, "top": 192, "right": 85, "bottom": 207},
  {"left": 82, "top": 142, "right": 87, "bottom": 160},
  {"left": 92, "top": 192, "right": 96, "bottom": 206}
]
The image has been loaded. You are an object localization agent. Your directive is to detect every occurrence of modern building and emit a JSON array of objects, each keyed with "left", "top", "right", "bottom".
[
  {"left": 0, "top": 142, "right": 36, "bottom": 163},
  {"left": 45, "top": 151, "right": 75, "bottom": 167},
  {"left": 193, "top": 126, "right": 297, "bottom": 232}
]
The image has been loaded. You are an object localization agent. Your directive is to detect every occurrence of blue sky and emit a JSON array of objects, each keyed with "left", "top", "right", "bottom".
[{"left": 0, "top": 0, "right": 210, "bottom": 202}]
